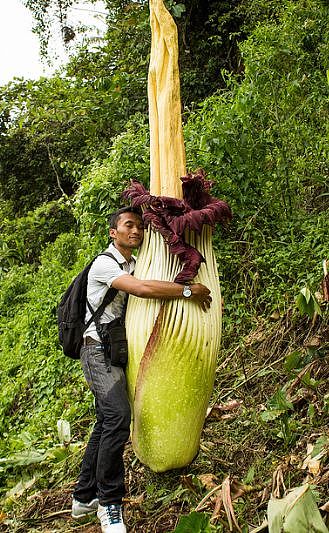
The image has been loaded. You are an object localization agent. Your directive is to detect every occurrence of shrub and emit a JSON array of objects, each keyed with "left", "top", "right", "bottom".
[{"left": 0, "top": 199, "right": 76, "bottom": 271}]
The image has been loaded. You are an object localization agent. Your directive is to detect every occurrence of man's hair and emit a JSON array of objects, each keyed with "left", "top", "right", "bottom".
[{"left": 109, "top": 206, "right": 143, "bottom": 229}]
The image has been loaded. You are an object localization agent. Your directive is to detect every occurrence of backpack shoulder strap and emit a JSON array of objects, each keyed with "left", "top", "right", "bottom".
[
  {"left": 100, "top": 251, "right": 132, "bottom": 319},
  {"left": 97, "top": 251, "right": 125, "bottom": 306},
  {"left": 84, "top": 251, "right": 125, "bottom": 328}
]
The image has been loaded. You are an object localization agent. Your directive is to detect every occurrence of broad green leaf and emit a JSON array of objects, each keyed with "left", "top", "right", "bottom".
[
  {"left": 284, "top": 351, "right": 302, "bottom": 372},
  {"left": 261, "top": 409, "right": 287, "bottom": 422},
  {"left": 5, "top": 477, "right": 36, "bottom": 499},
  {"left": 268, "top": 485, "right": 328, "bottom": 533},
  {"left": 46, "top": 446, "right": 71, "bottom": 462},
  {"left": 268, "top": 389, "right": 293, "bottom": 412},
  {"left": 307, "top": 403, "right": 316, "bottom": 423},
  {"left": 244, "top": 465, "right": 255, "bottom": 484},
  {"left": 0, "top": 450, "right": 46, "bottom": 467},
  {"left": 296, "top": 292, "right": 307, "bottom": 315},
  {"left": 261, "top": 389, "right": 293, "bottom": 423},
  {"left": 312, "top": 294, "right": 322, "bottom": 316},
  {"left": 300, "top": 287, "right": 311, "bottom": 304},
  {"left": 172, "top": 3, "right": 186, "bottom": 18},
  {"left": 172, "top": 511, "right": 212, "bottom": 533},
  {"left": 296, "top": 292, "right": 316, "bottom": 318},
  {"left": 312, "top": 435, "right": 329, "bottom": 458}
]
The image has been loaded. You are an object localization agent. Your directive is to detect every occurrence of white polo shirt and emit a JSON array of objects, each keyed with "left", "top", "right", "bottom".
[{"left": 83, "top": 243, "right": 135, "bottom": 342}]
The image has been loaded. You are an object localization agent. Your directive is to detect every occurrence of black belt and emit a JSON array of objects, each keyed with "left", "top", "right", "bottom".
[{"left": 83, "top": 336, "right": 102, "bottom": 346}]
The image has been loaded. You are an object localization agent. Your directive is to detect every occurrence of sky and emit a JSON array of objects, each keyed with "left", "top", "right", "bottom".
[{"left": 0, "top": 0, "right": 107, "bottom": 85}]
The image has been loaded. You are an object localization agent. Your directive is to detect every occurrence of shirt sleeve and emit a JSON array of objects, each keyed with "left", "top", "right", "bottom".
[{"left": 89, "top": 255, "right": 128, "bottom": 288}]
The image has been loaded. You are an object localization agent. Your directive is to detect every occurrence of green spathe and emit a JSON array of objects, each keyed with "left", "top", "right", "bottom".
[{"left": 126, "top": 226, "right": 221, "bottom": 471}]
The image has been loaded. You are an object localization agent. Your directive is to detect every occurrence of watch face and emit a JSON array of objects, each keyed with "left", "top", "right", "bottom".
[{"left": 183, "top": 286, "right": 192, "bottom": 298}]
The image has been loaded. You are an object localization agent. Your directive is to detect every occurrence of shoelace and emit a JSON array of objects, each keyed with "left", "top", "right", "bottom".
[{"left": 106, "top": 505, "right": 122, "bottom": 524}]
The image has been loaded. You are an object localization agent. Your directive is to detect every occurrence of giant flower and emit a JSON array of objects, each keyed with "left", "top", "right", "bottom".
[{"left": 124, "top": 0, "right": 231, "bottom": 472}]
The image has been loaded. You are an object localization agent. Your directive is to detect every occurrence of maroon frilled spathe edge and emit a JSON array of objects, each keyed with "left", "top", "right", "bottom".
[{"left": 123, "top": 170, "right": 232, "bottom": 283}]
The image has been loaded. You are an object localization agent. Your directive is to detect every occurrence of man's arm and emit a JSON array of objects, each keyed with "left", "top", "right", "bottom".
[{"left": 112, "top": 274, "right": 212, "bottom": 311}]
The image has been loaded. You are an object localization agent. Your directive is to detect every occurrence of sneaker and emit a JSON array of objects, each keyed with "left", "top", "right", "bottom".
[
  {"left": 71, "top": 497, "right": 99, "bottom": 518},
  {"left": 97, "top": 504, "right": 127, "bottom": 532}
]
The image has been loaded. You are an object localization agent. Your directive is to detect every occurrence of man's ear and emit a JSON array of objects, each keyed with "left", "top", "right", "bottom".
[{"left": 109, "top": 228, "right": 116, "bottom": 239}]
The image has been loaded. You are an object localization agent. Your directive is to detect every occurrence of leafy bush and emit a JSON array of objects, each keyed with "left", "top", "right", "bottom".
[
  {"left": 0, "top": 265, "right": 35, "bottom": 318},
  {"left": 0, "top": 200, "right": 76, "bottom": 271},
  {"left": 74, "top": 113, "right": 149, "bottom": 249},
  {"left": 0, "top": 233, "right": 87, "bottom": 459},
  {"left": 184, "top": 0, "right": 329, "bottom": 333}
]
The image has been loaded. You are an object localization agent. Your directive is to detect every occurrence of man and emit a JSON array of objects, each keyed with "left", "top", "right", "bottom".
[{"left": 71, "top": 206, "right": 212, "bottom": 532}]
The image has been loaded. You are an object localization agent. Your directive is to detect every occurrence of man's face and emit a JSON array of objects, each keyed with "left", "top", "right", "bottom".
[{"left": 110, "top": 212, "right": 144, "bottom": 251}]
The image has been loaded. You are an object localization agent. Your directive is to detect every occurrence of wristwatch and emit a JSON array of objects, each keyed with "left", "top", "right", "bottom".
[{"left": 182, "top": 285, "right": 192, "bottom": 298}]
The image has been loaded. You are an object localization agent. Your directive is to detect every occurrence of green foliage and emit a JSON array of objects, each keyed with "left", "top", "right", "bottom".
[
  {"left": 260, "top": 336, "right": 329, "bottom": 448},
  {"left": 0, "top": 200, "right": 76, "bottom": 271},
  {"left": 0, "top": 265, "right": 35, "bottom": 318},
  {"left": 74, "top": 113, "right": 149, "bottom": 247},
  {"left": 296, "top": 287, "right": 322, "bottom": 319},
  {"left": 237, "top": 0, "right": 285, "bottom": 32},
  {"left": 0, "top": 127, "right": 62, "bottom": 213},
  {"left": 0, "top": 232, "right": 89, "bottom": 464},
  {"left": 267, "top": 485, "right": 329, "bottom": 533},
  {"left": 22, "top": 0, "right": 76, "bottom": 57},
  {"left": 261, "top": 388, "right": 294, "bottom": 421},
  {"left": 23, "top": 0, "right": 259, "bottom": 112},
  {"left": 172, "top": 511, "right": 212, "bottom": 532},
  {"left": 185, "top": 0, "right": 329, "bottom": 330},
  {"left": 1, "top": 2, "right": 151, "bottom": 210},
  {"left": 2, "top": 0, "right": 289, "bottom": 217},
  {"left": 0, "top": 75, "right": 120, "bottom": 202},
  {"left": 261, "top": 388, "right": 296, "bottom": 447},
  {"left": 186, "top": 1, "right": 329, "bottom": 218}
]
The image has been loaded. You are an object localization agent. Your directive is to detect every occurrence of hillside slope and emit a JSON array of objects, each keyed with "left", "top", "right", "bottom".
[{"left": 0, "top": 0, "right": 328, "bottom": 530}]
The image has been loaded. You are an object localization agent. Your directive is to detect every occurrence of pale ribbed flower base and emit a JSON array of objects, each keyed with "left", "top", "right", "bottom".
[{"left": 126, "top": 226, "right": 221, "bottom": 471}]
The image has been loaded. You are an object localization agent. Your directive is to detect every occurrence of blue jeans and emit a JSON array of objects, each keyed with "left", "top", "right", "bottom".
[{"left": 73, "top": 345, "right": 131, "bottom": 505}]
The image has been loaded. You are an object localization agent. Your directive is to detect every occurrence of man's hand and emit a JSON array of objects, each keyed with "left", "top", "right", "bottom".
[{"left": 190, "top": 283, "right": 212, "bottom": 311}]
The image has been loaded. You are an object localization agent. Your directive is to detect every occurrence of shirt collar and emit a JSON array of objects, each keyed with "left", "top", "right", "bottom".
[{"left": 107, "top": 242, "right": 136, "bottom": 264}]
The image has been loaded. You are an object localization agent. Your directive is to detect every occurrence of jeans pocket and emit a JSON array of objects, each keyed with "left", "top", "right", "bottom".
[{"left": 83, "top": 347, "right": 119, "bottom": 399}]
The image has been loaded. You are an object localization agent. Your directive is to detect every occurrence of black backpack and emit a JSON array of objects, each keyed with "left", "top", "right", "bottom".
[{"left": 57, "top": 252, "right": 121, "bottom": 359}]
